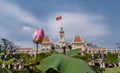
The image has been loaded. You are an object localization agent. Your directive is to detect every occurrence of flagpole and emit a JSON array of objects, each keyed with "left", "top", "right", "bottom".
[{"left": 60, "top": 20, "right": 63, "bottom": 27}]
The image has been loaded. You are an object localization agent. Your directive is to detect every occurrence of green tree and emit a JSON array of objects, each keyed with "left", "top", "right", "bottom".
[
  {"left": 90, "top": 66, "right": 105, "bottom": 73},
  {"left": 116, "top": 43, "right": 120, "bottom": 49},
  {"left": 62, "top": 46, "right": 66, "bottom": 54},
  {"left": 86, "top": 42, "right": 98, "bottom": 48},
  {"left": 0, "top": 68, "right": 12, "bottom": 73},
  {"left": 68, "top": 45, "right": 72, "bottom": 51},
  {"left": 106, "top": 52, "right": 118, "bottom": 63},
  {"left": 72, "top": 53, "right": 92, "bottom": 62},
  {"left": 0, "top": 38, "right": 18, "bottom": 52}
]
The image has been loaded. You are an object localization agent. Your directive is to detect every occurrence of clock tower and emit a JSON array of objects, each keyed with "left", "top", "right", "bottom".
[{"left": 59, "top": 27, "right": 65, "bottom": 42}]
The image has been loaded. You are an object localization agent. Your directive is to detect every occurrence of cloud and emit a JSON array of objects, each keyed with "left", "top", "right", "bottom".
[
  {"left": 0, "top": 1, "right": 41, "bottom": 26},
  {"left": 46, "top": 12, "right": 109, "bottom": 41},
  {"left": 14, "top": 41, "right": 35, "bottom": 48},
  {"left": 0, "top": 1, "right": 110, "bottom": 48},
  {"left": 22, "top": 26, "right": 32, "bottom": 31},
  {"left": 0, "top": 26, "right": 8, "bottom": 38},
  {"left": 0, "top": 1, "right": 42, "bottom": 48},
  {"left": 22, "top": 26, "right": 33, "bottom": 32}
]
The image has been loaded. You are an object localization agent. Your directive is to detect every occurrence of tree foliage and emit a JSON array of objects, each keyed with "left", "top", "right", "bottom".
[
  {"left": 0, "top": 38, "right": 18, "bottom": 52},
  {"left": 37, "top": 52, "right": 51, "bottom": 61},
  {"left": 86, "top": 42, "right": 98, "bottom": 48},
  {"left": 72, "top": 53, "right": 92, "bottom": 62},
  {"left": 5, "top": 58, "right": 15, "bottom": 65},
  {"left": 106, "top": 52, "right": 118, "bottom": 63},
  {"left": 0, "top": 68, "right": 12, "bottom": 73},
  {"left": 90, "top": 66, "right": 105, "bottom": 73},
  {"left": 0, "top": 59, "right": 3, "bottom": 64}
]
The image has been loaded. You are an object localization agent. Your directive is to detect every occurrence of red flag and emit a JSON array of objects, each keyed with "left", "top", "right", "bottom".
[{"left": 56, "top": 16, "right": 62, "bottom": 21}]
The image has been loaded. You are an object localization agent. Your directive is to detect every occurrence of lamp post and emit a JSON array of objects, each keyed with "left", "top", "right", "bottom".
[{"left": 32, "top": 28, "right": 44, "bottom": 73}]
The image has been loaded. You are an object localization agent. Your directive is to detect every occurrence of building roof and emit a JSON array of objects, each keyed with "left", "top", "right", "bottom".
[
  {"left": 42, "top": 36, "right": 51, "bottom": 43},
  {"left": 16, "top": 48, "right": 34, "bottom": 51},
  {"left": 88, "top": 47, "right": 107, "bottom": 51},
  {"left": 73, "top": 36, "right": 83, "bottom": 43}
]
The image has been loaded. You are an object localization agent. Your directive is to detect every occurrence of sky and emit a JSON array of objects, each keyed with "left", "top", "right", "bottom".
[{"left": 0, "top": 0, "right": 120, "bottom": 49}]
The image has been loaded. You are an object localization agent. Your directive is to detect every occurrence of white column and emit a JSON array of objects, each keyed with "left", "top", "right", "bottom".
[
  {"left": 18, "top": 65, "right": 22, "bottom": 70},
  {"left": 2, "top": 63, "right": 5, "bottom": 68},
  {"left": 8, "top": 65, "right": 10, "bottom": 69},
  {"left": 13, "top": 64, "right": 17, "bottom": 69},
  {"left": 119, "top": 63, "right": 120, "bottom": 67}
]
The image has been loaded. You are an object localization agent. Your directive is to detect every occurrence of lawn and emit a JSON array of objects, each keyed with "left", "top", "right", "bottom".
[{"left": 103, "top": 67, "right": 120, "bottom": 73}]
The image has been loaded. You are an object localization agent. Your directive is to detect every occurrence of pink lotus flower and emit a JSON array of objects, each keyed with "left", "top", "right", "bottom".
[
  {"left": 81, "top": 44, "right": 87, "bottom": 53},
  {"left": 32, "top": 28, "right": 44, "bottom": 43}
]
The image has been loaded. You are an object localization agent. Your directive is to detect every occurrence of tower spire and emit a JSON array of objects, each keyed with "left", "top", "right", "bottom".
[{"left": 59, "top": 26, "right": 65, "bottom": 42}]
